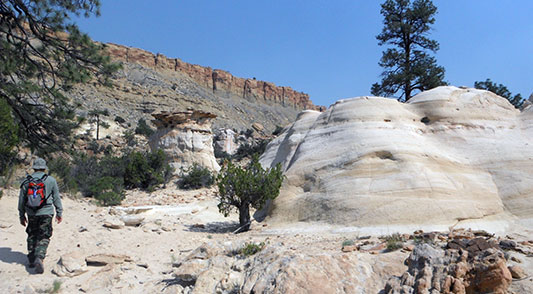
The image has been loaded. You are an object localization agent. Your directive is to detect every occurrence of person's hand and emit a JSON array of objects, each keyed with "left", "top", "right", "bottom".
[
  {"left": 56, "top": 216, "right": 62, "bottom": 224},
  {"left": 20, "top": 216, "right": 27, "bottom": 227}
]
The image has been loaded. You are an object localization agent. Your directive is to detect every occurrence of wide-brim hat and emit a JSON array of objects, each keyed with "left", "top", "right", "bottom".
[{"left": 32, "top": 158, "right": 48, "bottom": 170}]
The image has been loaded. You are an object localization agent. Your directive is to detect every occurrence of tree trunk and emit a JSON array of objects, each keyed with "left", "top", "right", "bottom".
[
  {"left": 237, "top": 204, "right": 251, "bottom": 233},
  {"left": 96, "top": 116, "right": 100, "bottom": 140}
]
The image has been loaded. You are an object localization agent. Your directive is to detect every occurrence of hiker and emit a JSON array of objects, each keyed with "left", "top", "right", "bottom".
[{"left": 18, "top": 158, "right": 62, "bottom": 274}]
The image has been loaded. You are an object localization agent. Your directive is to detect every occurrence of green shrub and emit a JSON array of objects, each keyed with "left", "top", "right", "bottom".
[
  {"left": 47, "top": 280, "right": 62, "bottom": 294},
  {"left": 47, "top": 149, "right": 171, "bottom": 205},
  {"left": 342, "top": 239, "right": 355, "bottom": 247},
  {"left": 114, "top": 116, "right": 126, "bottom": 124},
  {"left": 385, "top": 233, "right": 404, "bottom": 251},
  {"left": 135, "top": 118, "right": 155, "bottom": 137},
  {"left": 0, "top": 98, "right": 19, "bottom": 176},
  {"left": 48, "top": 157, "right": 77, "bottom": 192},
  {"left": 232, "top": 139, "right": 270, "bottom": 160},
  {"left": 123, "top": 129, "right": 136, "bottom": 147},
  {"left": 240, "top": 242, "right": 265, "bottom": 256},
  {"left": 90, "top": 176, "right": 124, "bottom": 206},
  {"left": 124, "top": 149, "right": 173, "bottom": 191},
  {"left": 178, "top": 164, "right": 214, "bottom": 190}
]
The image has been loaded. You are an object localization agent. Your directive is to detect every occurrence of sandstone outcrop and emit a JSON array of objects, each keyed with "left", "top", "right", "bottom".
[
  {"left": 149, "top": 110, "right": 220, "bottom": 172},
  {"left": 170, "top": 241, "right": 406, "bottom": 294},
  {"left": 384, "top": 244, "right": 512, "bottom": 294},
  {"left": 105, "top": 43, "right": 320, "bottom": 111},
  {"left": 261, "top": 86, "right": 533, "bottom": 232}
]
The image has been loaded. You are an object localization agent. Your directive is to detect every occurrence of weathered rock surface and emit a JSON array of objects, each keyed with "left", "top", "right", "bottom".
[
  {"left": 170, "top": 241, "right": 406, "bottom": 294},
  {"left": 214, "top": 129, "right": 239, "bottom": 155},
  {"left": 261, "top": 86, "right": 533, "bottom": 231},
  {"left": 384, "top": 244, "right": 513, "bottom": 294},
  {"left": 52, "top": 251, "right": 88, "bottom": 277},
  {"left": 149, "top": 110, "right": 220, "bottom": 172}
]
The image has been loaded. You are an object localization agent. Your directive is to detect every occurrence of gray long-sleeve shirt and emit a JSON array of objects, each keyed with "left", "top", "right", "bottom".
[{"left": 18, "top": 171, "right": 63, "bottom": 219}]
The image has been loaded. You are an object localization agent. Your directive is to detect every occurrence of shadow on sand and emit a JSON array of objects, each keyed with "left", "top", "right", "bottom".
[
  {"left": 0, "top": 247, "right": 33, "bottom": 273},
  {"left": 184, "top": 221, "right": 239, "bottom": 234}
]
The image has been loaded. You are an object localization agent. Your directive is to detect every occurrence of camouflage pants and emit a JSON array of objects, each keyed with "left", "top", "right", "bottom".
[{"left": 26, "top": 215, "right": 53, "bottom": 263}]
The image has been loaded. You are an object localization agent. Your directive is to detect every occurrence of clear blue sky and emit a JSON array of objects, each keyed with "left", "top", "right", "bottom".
[{"left": 74, "top": 0, "right": 532, "bottom": 107}]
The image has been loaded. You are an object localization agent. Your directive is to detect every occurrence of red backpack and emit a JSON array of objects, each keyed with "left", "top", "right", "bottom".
[{"left": 22, "top": 174, "right": 49, "bottom": 210}]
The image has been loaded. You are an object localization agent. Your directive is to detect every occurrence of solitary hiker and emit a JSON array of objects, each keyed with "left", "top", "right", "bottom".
[{"left": 18, "top": 158, "right": 62, "bottom": 274}]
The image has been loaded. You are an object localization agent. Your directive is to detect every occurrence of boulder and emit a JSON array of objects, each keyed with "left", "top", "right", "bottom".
[{"left": 508, "top": 265, "right": 527, "bottom": 279}]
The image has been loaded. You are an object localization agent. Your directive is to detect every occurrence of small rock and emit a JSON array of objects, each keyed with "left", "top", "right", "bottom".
[
  {"left": 191, "top": 209, "right": 199, "bottom": 214},
  {"left": 403, "top": 244, "right": 415, "bottom": 251},
  {"left": 508, "top": 265, "right": 527, "bottom": 279},
  {"left": 108, "top": 207, "right": 122, "bottom": 216},
  {"left": 510, "top": 256, "right": 522, "bottom": 263},
  {"left": 86, "top": 253, "right": 132, "bottom": 266},
  {"left": 252, "top": 122, "right": 264, "bottom": 132},
  {"left": 121, "top": 215, "right": 144, "bottom": 226},
  {"left": 192, "top": 223, "right": 205, "bottom": 229},
  {"left": 52, "top": 251, "right": 88, "bottom": 277},
  {"left": 78, "top": 226, "right": 88, "bottom": 232},
  {"left": 103, "top": 222, "right": 123, "bottom": 229},
  {"left": 341, "top": 245, "right": 358, "bottom": 252},
  {"left": 173, "top": 259, "right": 209, "bottom": 281},
  {"left": 499, "top": 240, "right": 517, "bottom": 249},
  {"left": 137, "top": 263, "right": 149, "bottom": 269},
  {"left": 23, "top": 285, "right": 36, "bottom": 294}
]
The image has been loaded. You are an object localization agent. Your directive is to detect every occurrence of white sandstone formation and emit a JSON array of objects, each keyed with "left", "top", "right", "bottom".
[
  {"left": 261, "top": 86, "right": 533, "bottom": 233},
  {"left": 149, "top": 110, "right": 220, "bottom": 173},
  {"left": 215, "top": 129, "right": 239, "bottom": 155}
]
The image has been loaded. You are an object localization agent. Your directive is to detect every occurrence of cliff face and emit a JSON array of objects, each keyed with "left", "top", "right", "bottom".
[
  {"left": 67, "top": 43, "right": 322, "bottom": 134},
  {"left": 105, "top": 43, "right": 321, "bottom": 111}
]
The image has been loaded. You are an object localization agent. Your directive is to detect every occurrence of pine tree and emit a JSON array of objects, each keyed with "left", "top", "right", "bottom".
[
  {"left": 0, "top": 0, "right": 120, "bottom": 153},
  {"left": 371, "top": 0, "right": 446, "bottom": 101},
  {"left": 216, "top": 156, "right": 284, "bottom": 233},
  {"left": 474, "top": 79, "right": 524, "bottom": 109},
  {"left": 0, "top": 98, "right": 19, "bottom": 175}
]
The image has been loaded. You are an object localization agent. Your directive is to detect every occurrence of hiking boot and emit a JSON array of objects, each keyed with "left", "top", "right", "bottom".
[
  {"left": 28, "top": 262, "right": 35, "bottom": 268},
  {"left": 34, "top": 258, "right": 44, "bottom": 274}
]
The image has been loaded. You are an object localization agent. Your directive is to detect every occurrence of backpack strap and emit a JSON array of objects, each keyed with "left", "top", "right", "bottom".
[{"left": 20, "top": 175, "right": 33, "bottom": 189}]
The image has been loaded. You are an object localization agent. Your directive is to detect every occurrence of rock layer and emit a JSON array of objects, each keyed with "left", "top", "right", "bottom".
[
  {"left": 105, "top": 43, "right": 319, "bottom": 111},
  {"left": 261, "top": 86, "right": 533, "bottom": 231}
]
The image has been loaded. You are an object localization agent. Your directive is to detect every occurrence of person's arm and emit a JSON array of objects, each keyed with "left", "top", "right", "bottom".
[
  {"left": 18, "top": 186, "right": 26, "bottom": 226},
  {"left": 52, "top": 179, "right": 63, "bottom": 223}
]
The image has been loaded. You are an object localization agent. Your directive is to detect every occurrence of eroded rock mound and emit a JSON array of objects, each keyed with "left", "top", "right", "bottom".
[
  {"left": 261, "top": 86, "right": 533, "bottom": 231},
  {"left": 149, "top": 109, "right": 220, "bottom": 172}
]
